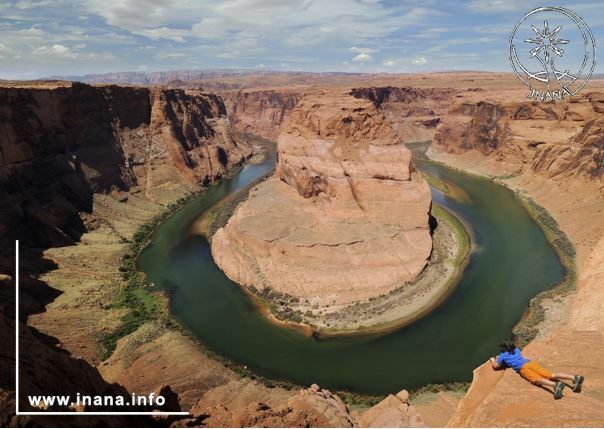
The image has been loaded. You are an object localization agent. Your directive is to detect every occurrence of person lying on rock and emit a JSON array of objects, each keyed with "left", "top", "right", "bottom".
[{"left": 489, "top": 339, "right": 584, "bottom": 399}]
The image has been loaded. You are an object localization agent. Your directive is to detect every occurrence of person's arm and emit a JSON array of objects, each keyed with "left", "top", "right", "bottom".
[{"left": 490, "top": 356, "right": 502, "bottom": 369}]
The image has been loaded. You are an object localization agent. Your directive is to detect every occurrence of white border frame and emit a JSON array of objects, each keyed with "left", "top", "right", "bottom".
[{"left": 14, "top": 240, "right": 189, "bottom": 416}]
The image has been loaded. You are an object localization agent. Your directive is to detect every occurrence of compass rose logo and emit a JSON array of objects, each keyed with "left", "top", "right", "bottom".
[{"left": 509, "top": 7, "right": 596, "bottom": 101}]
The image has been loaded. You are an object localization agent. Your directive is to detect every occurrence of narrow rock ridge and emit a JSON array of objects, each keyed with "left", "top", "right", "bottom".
[{"left": 212, "top": 91, "right": 432, "bottom": 306}]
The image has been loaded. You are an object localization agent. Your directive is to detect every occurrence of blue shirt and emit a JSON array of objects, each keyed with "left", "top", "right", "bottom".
[{"left": 497, "top": 348, "right": 529, "bottom": 372}]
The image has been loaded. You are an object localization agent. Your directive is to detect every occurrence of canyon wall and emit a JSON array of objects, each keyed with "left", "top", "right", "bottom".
[
  {"left": 221, "top": 86, "right": 456, "bottom": 144},
  {"left": 433, "top": 91, "right": 604, "bottom": 181},
  {"left": 221, "top": 89, "right": 302, "bottom": 139},
  {"left": 212, "top": 91, "right": 432, "bottom": 306},
  {"left": 0, "top": 81, "right": 253, "bottom": 426},
  {"left": 351, "top": 86, "right": 456, "bottom": 143},
  {"left": 0, "top": 82, "right": 251, "bottom": 253},
  {"left": 0, "top": 275, "right": 175, "bottom": 427},
  {"left": 428, "top": 89, "right": 604, "bottom": 426}
]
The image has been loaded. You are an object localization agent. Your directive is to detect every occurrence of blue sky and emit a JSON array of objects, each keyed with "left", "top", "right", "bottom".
[{"left": 0, "top": 0, "right": 602, "bottom": 79}]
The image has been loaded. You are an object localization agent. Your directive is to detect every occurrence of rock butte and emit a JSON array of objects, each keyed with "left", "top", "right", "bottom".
[{"left": 211, "top": 91, "right": 432, "bottom": 305}]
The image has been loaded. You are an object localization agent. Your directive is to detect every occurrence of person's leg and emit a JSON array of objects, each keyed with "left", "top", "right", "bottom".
[
  {"left": 551, "top": 373, "right": 574, "bottom": 382},
  {"left": 535, "top": 378, "right": 556, "bottom": 388},
  {"left": 520, "top": 362, "right": 565, "bottom": 398},
  {"left": 552, "top": 373, "right": 585, "bottom": 392}
]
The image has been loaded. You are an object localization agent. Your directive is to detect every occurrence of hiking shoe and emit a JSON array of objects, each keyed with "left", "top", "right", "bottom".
[
  {"left": 554, "top": 381, "right": 565, "bottom": 399},
  {"left": 573, "top": 375, "right": 584, "bottom": 393}
]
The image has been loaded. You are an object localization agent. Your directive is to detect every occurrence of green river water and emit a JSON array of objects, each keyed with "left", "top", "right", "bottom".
[{"left": 138, "top": 151, "right": 565, "bottom": 395}]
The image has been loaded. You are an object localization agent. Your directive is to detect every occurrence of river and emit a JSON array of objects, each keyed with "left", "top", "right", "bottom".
[{"left": 138, "top": 150, "right": 565, "bottom": 395}]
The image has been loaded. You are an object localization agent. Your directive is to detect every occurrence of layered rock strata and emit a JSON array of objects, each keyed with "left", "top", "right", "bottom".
[
  {"left": 0, "top": 81, "right": 251, "bottom": 426},
  {"left": 0, "top": 82, "right": 251, "bottom": 252},
  {"left": 426, "top": 87, "right": 604, "bottom": 426},
  {"left": 212, "top": 91, "right": 432, "bottom": 306},
  {"left": 433, "top": 91, "right": 604, "bottom": 181},
  {"left": 221, "top": 86, "right": 456, "bottom": 144},
  {"left": 221, "top": 89, "right": 302, "bottom": 139},
  {"left": 351, "top": 86, "right": 456, "bottom": 143}
]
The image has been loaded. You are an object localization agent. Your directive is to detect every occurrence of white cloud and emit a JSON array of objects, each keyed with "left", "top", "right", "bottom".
[
  {"left": 349, "top": 46, "right": 379, "bottom": 54},
  {"left": 32, "top": 44, "right": 78, "bottom": 58},
  {"left": 353, "top": 52, "right": 373, "bottom": 62},
  {"left": 413, "top": 27, "right": 448, "bottom": 39},
  {"left": 0, "top": 0, "right": 527, "bottom": 76},
  {"left": 191, "top": 17, "right": 230, "bottom": 40},
  {"left": 465, "top": 0, "right": 525, "bottom": 12},
  {"left": 216, "top": 50, "right": 239, "bottom": 58},
  {"left": 85, "top": 51, "right": 114, "bottom": 60},
  {"left": 136, "top": 27, "right": 187, "bottom": 43},
  {"left": 20, "top": 26, "right": 45, "bottom": 36},
  {"left": 86, "top": 0, "right": 433, "bottom": 46},
  {"left": 14, "top": 0, "right": 54, "bottom": 10}
]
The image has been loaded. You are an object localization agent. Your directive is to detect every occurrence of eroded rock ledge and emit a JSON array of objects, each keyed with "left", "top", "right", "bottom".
[{"left": 212, "top": 91, "right": 432, "bottom": 307}]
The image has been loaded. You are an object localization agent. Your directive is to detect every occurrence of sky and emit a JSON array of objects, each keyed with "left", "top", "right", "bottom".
[{"left": 0, "top": 0, "right": 602, "bottom": 79}]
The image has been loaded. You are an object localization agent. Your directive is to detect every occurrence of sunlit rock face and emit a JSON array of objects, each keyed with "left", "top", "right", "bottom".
[
  {"left": 433, "top": 91, "right": 604, "bottom": 181},
  {"left": 212, "top": 91, "right": 432, "bottom": 306}
]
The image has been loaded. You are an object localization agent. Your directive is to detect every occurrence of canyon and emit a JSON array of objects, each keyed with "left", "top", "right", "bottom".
[
  {"left": 2, "top": 72, "right": 604, "bottom": 427},
  {"left": 0, "top": 78, "right": 434, "bottom": 427}
]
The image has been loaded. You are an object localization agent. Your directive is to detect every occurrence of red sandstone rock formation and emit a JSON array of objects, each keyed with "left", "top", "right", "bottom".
[
  {"left": 447, "top": 238, "right": 604, "bottom": 427},
  {"left": 433, "top": 92, "right": 604, "bottom": 181},
  {"left": 350, "top": 86, "right": 456, "bottom": 143},
  {"left": 212, "top": 91, "right": 432, "bottom": 306},
  {"left": 0, "top": 82, "right": 251, "bottom": 251},
  {"left": 0, "top": 275, "right": 167, "bottom": 427},
  {"left": 221, "top": 89, "right": 302, "bottom": 139},
  {"left": 220, "top": 85, "right": 456, "bottom": 144},
  {"left": 177, "top": 384, "right": 421, "bottom": 428},
  {"left": 358, "top": 391, "right": 426, "bottom": 428},
  {"left": 0, "top": 81, "right": 254, "bottom": 427}
]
